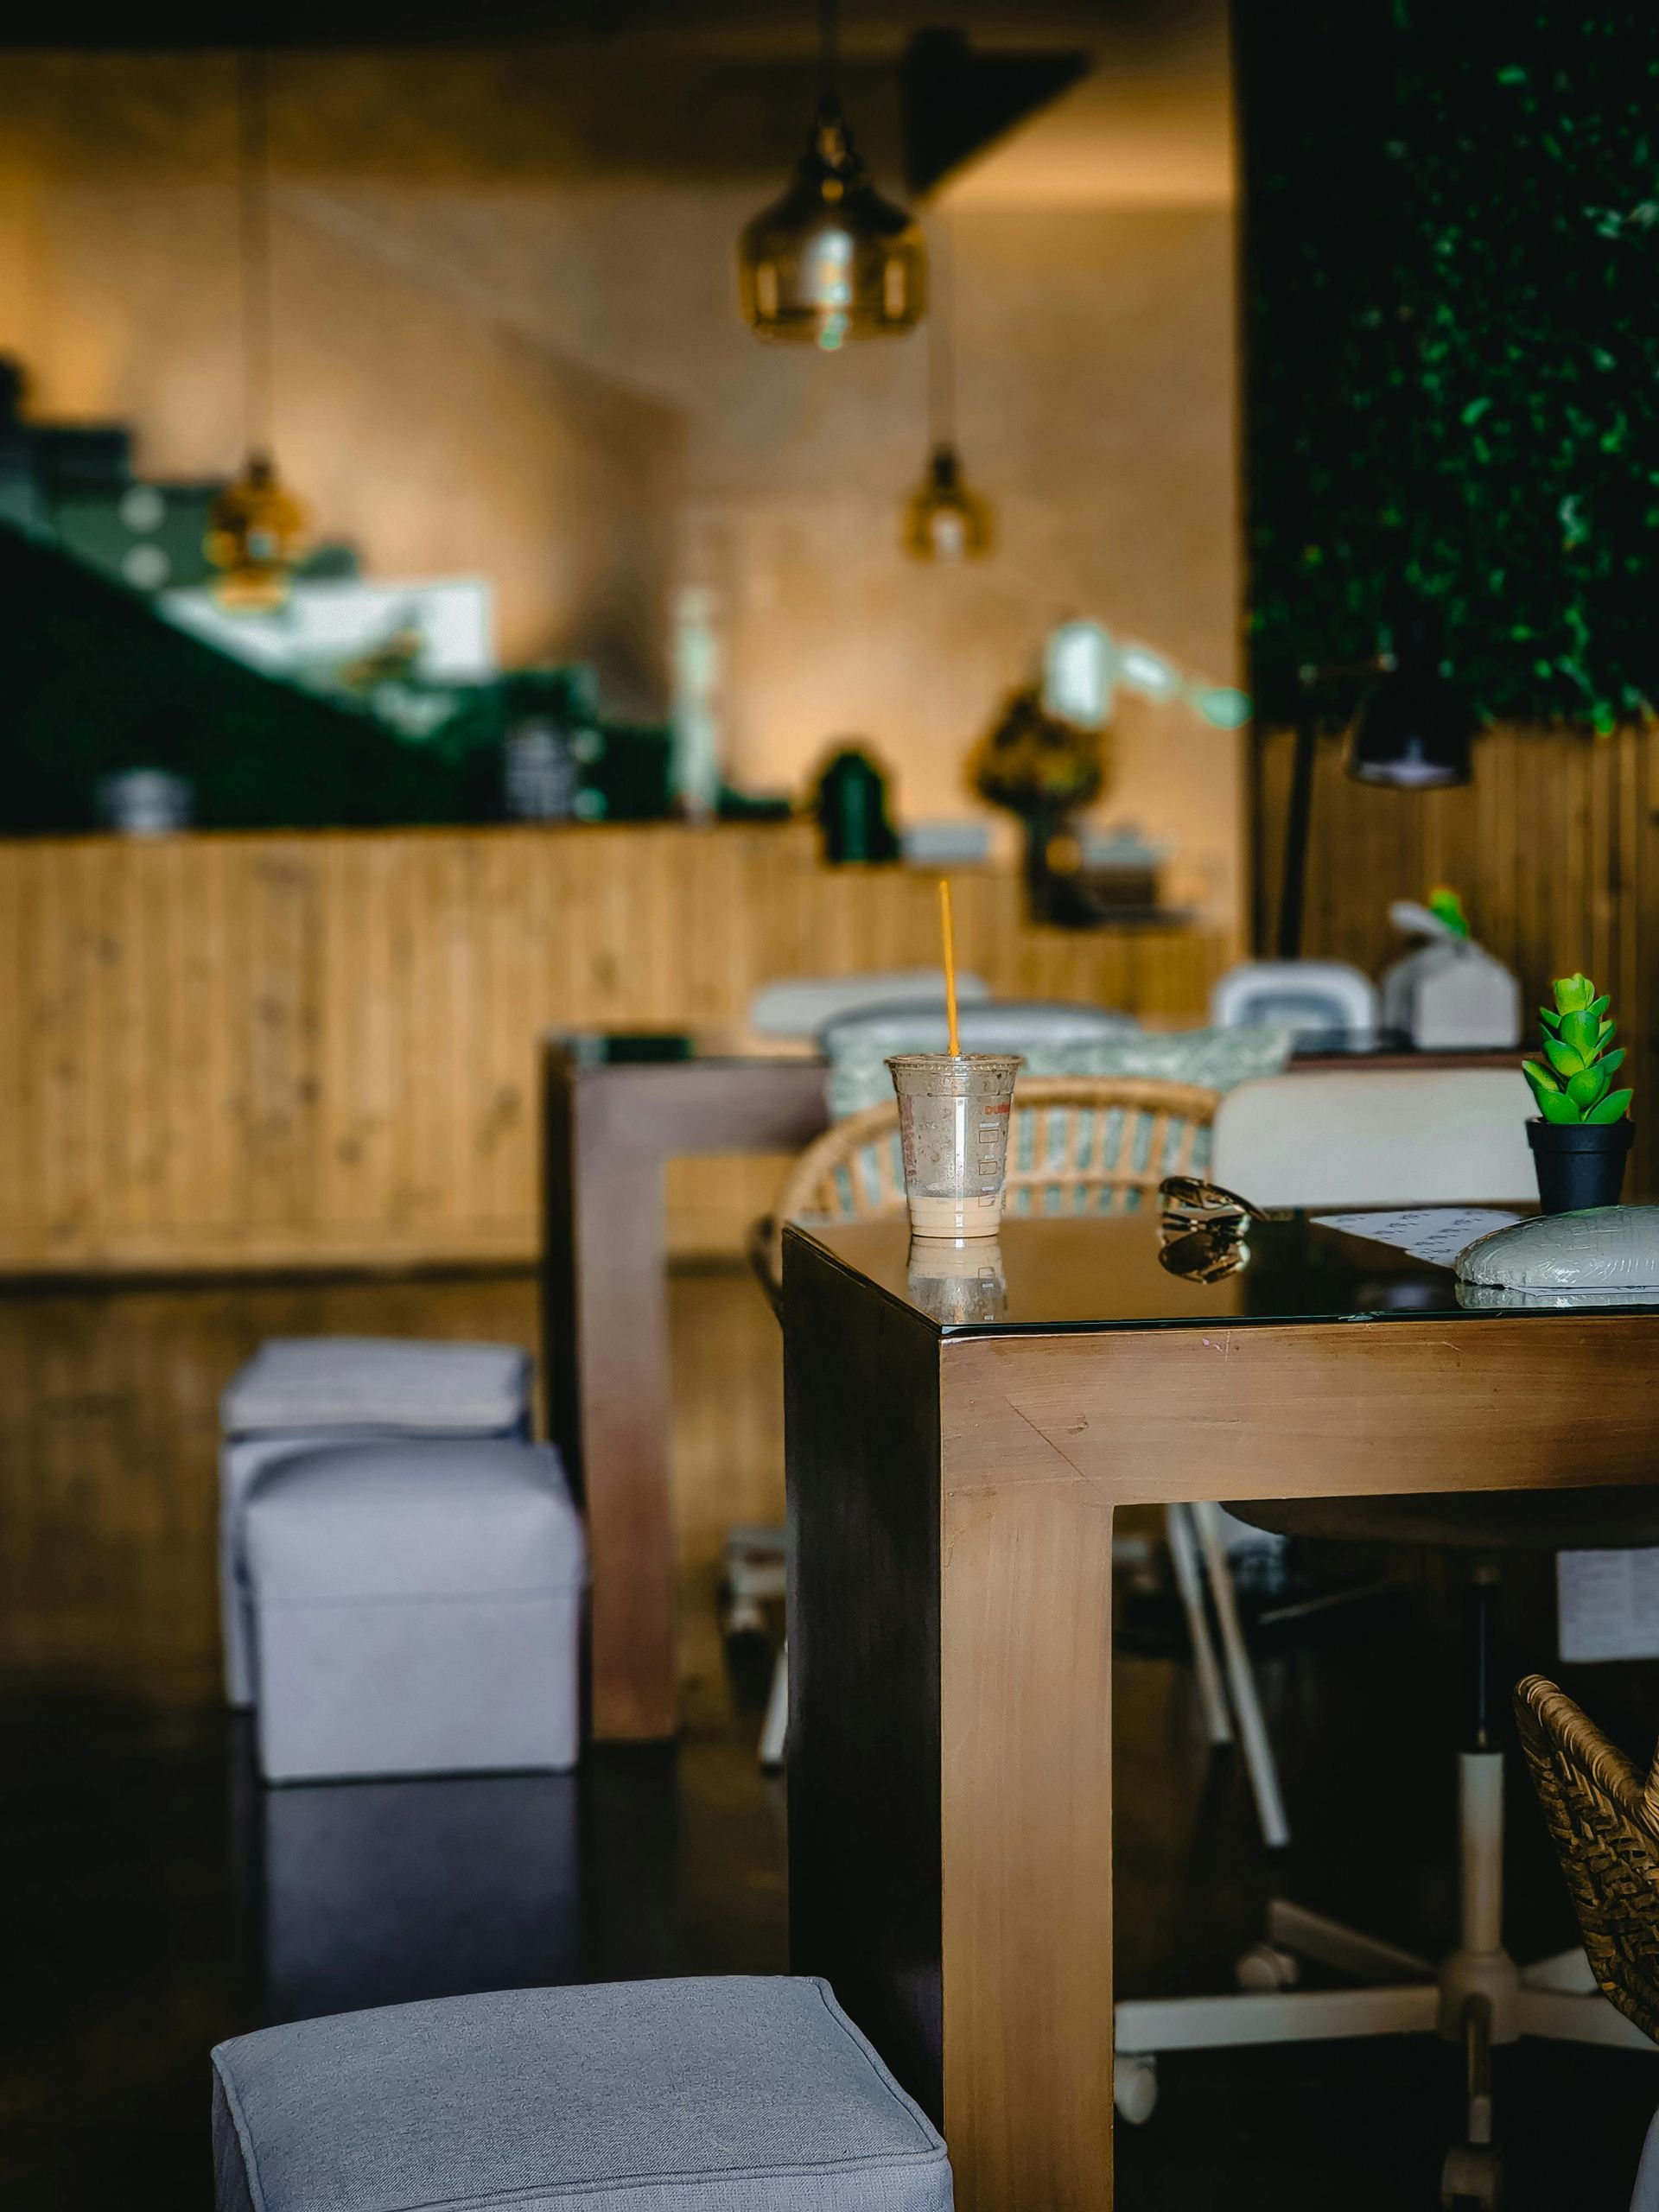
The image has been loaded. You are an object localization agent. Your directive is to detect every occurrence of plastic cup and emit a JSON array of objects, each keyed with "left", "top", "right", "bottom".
[
  {"left": 907, "top": 1236, "right": 1008, "bottom": 1325},
  {"left": 886, "top": 1053, "right": 1021, "bottom": 1239}
]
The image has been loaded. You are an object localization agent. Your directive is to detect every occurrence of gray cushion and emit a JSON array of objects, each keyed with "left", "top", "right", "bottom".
[
  {"left": 245, "top": 1441, "right": 584, "bottom": 1602},
  {"left": 211, "top": 1977, "right": 953, "bottom": 2212},
  {"left": 223, "top": 1338, "right": 531, "bottom": 1436}
]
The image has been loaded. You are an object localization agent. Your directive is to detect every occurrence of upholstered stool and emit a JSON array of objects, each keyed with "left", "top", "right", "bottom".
[
  {"left": 212, "top": 1978, "right": 953, "bottom": 2212},
  {"left": 219, "top": 1337, "right": 532, "bottom": 1705},
  {"left": 244, "top": 1439, "right": 583, "bottom": 1783}
]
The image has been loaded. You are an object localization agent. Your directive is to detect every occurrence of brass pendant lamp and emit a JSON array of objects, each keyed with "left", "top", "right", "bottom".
[
  {"left": 207, "top": 50, "right": 308, "bottom": 611},
  {"left": 738, "top": 0, "right": 925, "bottom": 350},
  {"left": 903, "top": 216, "right": 991, "bottom": 561}
]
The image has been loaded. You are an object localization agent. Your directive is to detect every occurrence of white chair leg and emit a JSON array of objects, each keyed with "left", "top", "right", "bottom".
[
  {"left": 759, "top": 1643, "right": 789, "bottom": 1770},
  {"left": 1192, "top": 1501, "right": 1291, "bottom": 1850},
  {"left": 1166, "top": 1503, "right": 1233, "bottom": 1747}
]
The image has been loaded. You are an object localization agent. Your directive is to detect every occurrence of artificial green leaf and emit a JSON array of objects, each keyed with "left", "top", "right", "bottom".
[
  {"left": 1598, "top": 1019, "right": 1618, "bottom": 1048},
  {"left": 1544, "top": 1035, "right": 1586, "bottom": 1077},
  {"left": 1567, "top": 1065, "right": 1611, "bottom": 1109},
  {"left": 1539, "top": 1007, "right": 1562, "bottom": 1033},
  {"left": 1560, "top": 1008, "right": 1599, "bottom": 1055},
  {"left": 1522, "top": 1057, "right": 1561, "bottom": 1098},
  {"left": 1590, "top": 995, "right": 1611, "bottom": 1020},
  {"left": 1539, "top": 1089, "right": 1583, "bottom": 1123},
  {"left": 1586, "top": 1089, "right": 1633, "bottom": 1123},
  {"left": 1599, "top": 1048, "right": 1627, "bottom": 1077},
  {"left": 1554, "top": 973, "right": 1595, "bottom": 1014}
]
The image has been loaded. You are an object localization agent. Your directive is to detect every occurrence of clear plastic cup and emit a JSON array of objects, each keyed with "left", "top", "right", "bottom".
[
  {"left": 886, "top": 1053, "right": 1021, "bottom": 1239},
  {"left": 907, "top": 1235, "right": 1008, "bottom": 1325}
]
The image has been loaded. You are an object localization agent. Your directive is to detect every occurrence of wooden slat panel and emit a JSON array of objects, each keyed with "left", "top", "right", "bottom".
[
  {"left": 0, "top": 824, "right": 1225, "bottom": 1274},
  {"left": 1255, "top": 722, "right": 1658, "bottom": 1198}
]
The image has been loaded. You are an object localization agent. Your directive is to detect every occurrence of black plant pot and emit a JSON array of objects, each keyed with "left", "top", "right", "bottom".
[{"left": 1526, "top": 1116, "right": 1634, "bottom": 1214}]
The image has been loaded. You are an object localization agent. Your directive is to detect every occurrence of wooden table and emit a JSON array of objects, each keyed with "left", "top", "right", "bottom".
[
  {"left": 540, "top": 1032, "right": 1525, "bottom": 1742},
  {"left": 541, "top": 1034, "right": 827, "bottom": 1740},
  {"left": 781, "top": 1211, "right": 1659, "bottom": 2211}
]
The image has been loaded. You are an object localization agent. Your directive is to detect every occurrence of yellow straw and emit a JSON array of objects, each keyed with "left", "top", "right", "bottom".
[{"left": 938, "top": 878, "right": 961, "bottom": 1057}]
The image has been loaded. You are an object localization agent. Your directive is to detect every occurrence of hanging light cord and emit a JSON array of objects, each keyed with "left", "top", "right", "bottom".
[
  {"left": 237, "top": 48, "right": 275, "bottom": 459},
  {"left": 927, "top": 211, "right": 956, "bottom": 450},
  {"left": 818, "top": 0, "right": 839, "bottom": 104}
]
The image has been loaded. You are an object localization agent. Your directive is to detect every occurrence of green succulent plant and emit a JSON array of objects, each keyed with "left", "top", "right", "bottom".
[{"left": 1522, "top": 973, "right": 1633, "bottom": 1125}]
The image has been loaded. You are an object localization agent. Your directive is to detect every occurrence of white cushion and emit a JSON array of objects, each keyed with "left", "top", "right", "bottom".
[
  {"left": 223, "top": 1338, "right": 530, "bottom": 1436},
  {"left": 245, "top": 1441, "right": 584, "bottom": 1602}
]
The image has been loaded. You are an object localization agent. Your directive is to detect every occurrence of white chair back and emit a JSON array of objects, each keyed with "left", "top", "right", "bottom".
[
  {"left": 1211, "top": 960, "right": 1380, "bottom": 1040},
  {"left": 820, "top": 997, "right": 1136, "bottom": 1057},
  {"left": 748, "top": 968, "right": 991, "bottom": 1039},
  {"left": 1211, "top": 1068, "right": 1535, "bottom": 1207}
]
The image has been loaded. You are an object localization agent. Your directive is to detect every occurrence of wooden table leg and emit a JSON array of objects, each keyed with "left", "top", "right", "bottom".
[
  {"left": 787, "top": 1256, "right": 1119, "bottom": 2202},
  {"left": 938, "top": 1367, "right": 1117, "bottom": 2209},
  {"left": 543, "top": 1057, "right": 679, "bottom": 1742},
  {"left": 545, "top": 1047, "right": 828, "bottom": 1744},
  {"left": 787, "top": 1245, "right": 1118, "bottom": 2209}
]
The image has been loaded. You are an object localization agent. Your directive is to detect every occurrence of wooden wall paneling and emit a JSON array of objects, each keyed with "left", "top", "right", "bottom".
[
  {"left": 1252, "top": 721, "right": 1656, "bottom": 1195},
  {"left": 0, "top": 825, "right": 1223, "bottom": 1274}
]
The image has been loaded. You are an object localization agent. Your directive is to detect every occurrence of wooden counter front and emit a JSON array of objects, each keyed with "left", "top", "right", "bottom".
[{"left": 0, "top": 823, "right": 1224, "bottom": 1274}]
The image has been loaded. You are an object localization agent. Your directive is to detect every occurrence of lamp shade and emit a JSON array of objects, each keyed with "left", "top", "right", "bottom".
[
  {"left": 739, "top": 98, "right": 925, "bottom": 350},
  {"left": 207, "top": 451, "right": 307, "bottom": 612},
  {"left": 1346, "top": 637, "right": 1476, "bottom": 789},
  {"left": 903, "top": 445, "right": 992, "bottom": 562}
]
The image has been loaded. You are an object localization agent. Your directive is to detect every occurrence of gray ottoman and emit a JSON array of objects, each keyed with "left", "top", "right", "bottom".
[
  {"left": 220, "top": 1338, "right": 533, "bottom": 1707},
  {"left": 245, "top": 1439, "right": 583, "bottom": 1783},
  {"left": 212, "top": 1979, "right": 953, "bottom": 2212}
]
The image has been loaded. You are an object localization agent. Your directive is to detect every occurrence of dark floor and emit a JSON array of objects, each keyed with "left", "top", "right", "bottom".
[{"left": 1, "top": 1268, "right": 1656, "bottom": 2209}]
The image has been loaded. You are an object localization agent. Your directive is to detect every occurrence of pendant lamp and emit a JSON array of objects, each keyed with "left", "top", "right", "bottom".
[
  {"left": 1346, "top": 609, "right": 1475, "bottom": 789},
  {"left": 208, "top": 51, "right": 307, "bottom": 611},
  {"left": 738, "top": 0, "right": 925, "bottom": 350},
  {"left": 903, "top": 215, "right": 991, "bottom": 560}
]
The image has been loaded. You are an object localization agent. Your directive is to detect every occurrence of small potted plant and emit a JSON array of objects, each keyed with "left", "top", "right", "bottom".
[
  {"left": 1521, "top": 973, "right": 1635, "bottom": 1212},
  {"left": 968, "top": 686, "right": 1106, "bottom": 925}
]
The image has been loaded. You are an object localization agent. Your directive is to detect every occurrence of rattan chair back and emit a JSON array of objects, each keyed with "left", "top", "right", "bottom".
[
  {"left": 760, "top": 1075, "right": 1219, "bottom": 1294},
  {"left": 1515, "top": 1672, "right": 1659, "bottom": 2045}
]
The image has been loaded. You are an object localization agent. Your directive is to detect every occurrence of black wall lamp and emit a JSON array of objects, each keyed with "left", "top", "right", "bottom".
[{"left": 1276, "top": 612, "right": 1478, "bottom": 958}]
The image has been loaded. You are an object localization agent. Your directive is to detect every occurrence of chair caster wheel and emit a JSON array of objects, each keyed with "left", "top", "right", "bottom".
[
  {"left": 1113, "top": 2055, "right": 1158, "bottom": 2125},
  {"left": 1441, "top": 2143, "right": 1502, "bottom": 2209},
  {"left": 1236, "top": 1942, "right": 1300, "bottom": 1992}
]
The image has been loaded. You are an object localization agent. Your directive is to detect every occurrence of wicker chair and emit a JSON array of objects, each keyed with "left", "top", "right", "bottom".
[
  {"left": 1516, "top": 1674, "right": 1659, "bottom": 2043},
  {"left": 1515, "top": 1675, "right": 1659, "bottom": 2209},
  {"left": 739, "top": 1077, "right": 1222, "bottom": 1774}
]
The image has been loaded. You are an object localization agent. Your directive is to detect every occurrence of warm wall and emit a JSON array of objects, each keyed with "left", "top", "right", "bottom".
[
  {"left": 0, "top": 57, "right": 682, "bottom": 710},
  {"left": 0, "top": 48, "right": 1241, "bottom": 928}
]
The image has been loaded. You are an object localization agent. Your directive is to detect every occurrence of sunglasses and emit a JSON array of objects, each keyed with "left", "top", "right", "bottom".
[{"left": 1156, "top": 1176, "right": 1266, "bottom": 1282}]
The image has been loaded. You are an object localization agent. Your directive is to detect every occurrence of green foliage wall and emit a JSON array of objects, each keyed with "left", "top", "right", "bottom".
[{"left": 1239, "top": 2, "right": 1659, "bottom": 730}]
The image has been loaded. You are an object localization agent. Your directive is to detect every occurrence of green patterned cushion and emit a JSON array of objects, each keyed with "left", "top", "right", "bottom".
[{"left": 823, "top": 1020, "right": 1296, "bottom": 1121}]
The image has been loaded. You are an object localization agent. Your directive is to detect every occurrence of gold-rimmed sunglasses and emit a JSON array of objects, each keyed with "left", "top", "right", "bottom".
[{"left": 1156, "top": 1175, "right": 1267, "bottom": 1282}]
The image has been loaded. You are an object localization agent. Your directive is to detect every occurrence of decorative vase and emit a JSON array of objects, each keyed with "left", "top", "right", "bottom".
[
  {"left": 816, "top": 747, "right": 899, "bottom": 864},
  {"left": 1526, "top": 1117, "right": 1634, "bottom": 1214}
]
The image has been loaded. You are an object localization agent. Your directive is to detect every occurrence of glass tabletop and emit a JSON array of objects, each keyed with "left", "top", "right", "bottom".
[{"left": 788, "top": 1211, "right": 1659, "bottom": 1335}]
